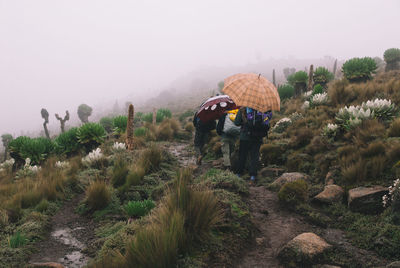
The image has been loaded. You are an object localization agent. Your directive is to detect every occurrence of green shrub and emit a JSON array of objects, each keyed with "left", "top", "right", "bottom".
[
  {"left": 77, "top": 123, "right": 106, "bottom": 152},
  {"left": 35, "top": 199, "right": 49, "bottom": 212},
  {"left": 134, "top": 127, "right": 148, "bottom": 137},
  {"left": 156, "top": 108, "right": 172, "bottom": 123},
  {"left": 86, "top": 181, "right": 112, "bottom": 211},
  {"left": 9, "top": 136, "right": 54, "bottom": 165},
  {"left": 292, "top": 71, "right": 308, "bottom": 84},
  {"left": 179, "top": 110, "right": 194, "bottom": 122},
  {"left": 54, "top": 127, "right": 81, "bottom": 156},
  {"left": 278, "top": 179, "right": 309, "bottom": 209},
  {"left": 112, "top": 115, "right": 128, "bottom": 134},
  {"left": 313, "top": 67, "right": 334, "bottom": 87},
  {"left": 99, "top": 117, "right": 114, "bottom": 133},
  {"left": 8, "top": 231, "right": 27, "bottom": 248},
  {"left": 142, "top": 112, "right": 153, "bottom": 123},
  {"left": 278, "top": 84, "right": 295, "bottom": 100},
  {"left": 123, "top": 199, "right": 155, "bottom": 218},
  {"left": 312, "top": 84, "right": 324, "bottom": 95},
  {"left": 342, "top": 57, "right": 377, "bottom": 82},
  {"left": 112, "top": 158, "right": 129, "bottom": 187},
  {"left": 384, "top": 48, "right": 400, "bottom": 71}
]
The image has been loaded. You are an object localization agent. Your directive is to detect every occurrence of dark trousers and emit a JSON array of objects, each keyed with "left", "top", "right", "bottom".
[
  {"left": 194, "top": 130, "right": 209, "bottom": 156},
  {"left": 236, "top": 139, "right": 261, "bottom": 176}
]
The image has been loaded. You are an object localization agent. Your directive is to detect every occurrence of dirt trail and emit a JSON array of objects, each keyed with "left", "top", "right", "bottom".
[
  {"left": 237, "top": 186, "right": 312, "bottom": 268},
  {"left": 29, "top": 194, "right": 96, "bottom": 268}
]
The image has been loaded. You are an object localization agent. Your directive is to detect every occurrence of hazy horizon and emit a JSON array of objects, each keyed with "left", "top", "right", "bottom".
[{"left": 1, "top": 0, "right": 399, "bottom": 136}]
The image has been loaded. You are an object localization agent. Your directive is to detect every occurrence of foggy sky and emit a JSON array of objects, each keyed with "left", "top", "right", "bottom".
[{"left": 0, "top": 0, "right": 399, "bottom": 136}]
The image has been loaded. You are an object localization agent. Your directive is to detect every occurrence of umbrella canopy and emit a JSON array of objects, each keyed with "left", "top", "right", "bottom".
[
  {"left": 222, "top": 73, "right": 280, "bottom": 112},
  {"left": 197, "top": 95, "right": 238, "bottom": 123}
]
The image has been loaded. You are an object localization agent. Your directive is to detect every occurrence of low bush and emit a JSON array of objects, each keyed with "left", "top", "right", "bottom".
[
  {"left": 260, "top": 143, "right": 285, "bottom": 166},
  {"left": 278, "top": 84, "right": 295, "bottom": 100},
  {"left": 156, "top": 108, "right": 172, "bottom": 123},
  {"left": 278, "top": 179, "right": 309, "bottom": 209},
  {"left": 86, "top": 181, "right": 112, "bottom": 211},
  {"left": 313, "top": 67, "right": 334, "bottom": 87},
  {"left": 35, "top": 199, "right": 49, "bottom": 213},
  {"left": 123, "top": 200, "right": 155, "bottom": 218},
  {"left": 9, "top": 136, "right": 54, "bottom": 165}
]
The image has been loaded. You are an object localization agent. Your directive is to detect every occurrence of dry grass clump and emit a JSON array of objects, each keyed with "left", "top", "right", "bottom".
[
  {"left": 260, "top": 143, "right": 285, "bottom": 166},
  {"left": 306, "top": 136, "right": 329, "bottom": 155},
  {"left": 346, "top": 119, "right": 385, "bottom": 147},
  {"left": 85, "top": 180, "right": 111, "bottom": 211},
  {"left": 184, "top": 122, "right": 194, "bottom": 132},
  {"left": 388, "top": 118, "right": 400, "bottom": 137},
  {"left": 137, "top": 144, "right": 165, "bottom": 174},
  {"left": 111, "top": 157, "right": 129, "bottom": 188},
  {"left": 289, "top": 128, "right": 314, "bottom": 149},
  {"left": 0, "top": 209, "right": 8, "bottom": 227},
  {"left": 124, "top": 169, "right": 222, "bottom": 268}
]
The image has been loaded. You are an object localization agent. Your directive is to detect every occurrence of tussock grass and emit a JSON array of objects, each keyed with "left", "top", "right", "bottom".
[
  {"left": 123, "top": 169, "right": 222, "bottom": 267},
  {"left": 388, "top": 118, "right": 400, "bottom": 137},
  {"left": 138, "top": 144, "right": 164, "bottom": 174},
  {"left": 85, "top": 180, "right": 112, "bottom": 211}
]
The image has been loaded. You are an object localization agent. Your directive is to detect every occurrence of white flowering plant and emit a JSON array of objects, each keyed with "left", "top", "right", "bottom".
[
  {"left": 383, "top": 179, "right": 400, "bottom": 212},
  {"left": 82, "top": 148, "right": 106, "bottom": 168},
  {"left": 302, "top": 101, "right": 310, "bottom": 110},
  {"left": 336, "top": 98, "right": 396, "bottom": 130},
  {"left": 311, "top": 92, "right": 329, "bottom": 106},
  {"left": 303, "top": 90, "right": 313, "bottom": 100},
  {"left": 289, "top": 112, "right": 303, "bottom": 122},
  {"left": 112, "top": 142, "right": 126, "bottom": 152},
  {"left": 322, "top": 123, "right": 339, "bottom": 139},
  {"left": 272, "top": 117, "right": 292, "bottom": 133},
  {"left": 55, "top": 160, "right": 70, "bottom": 169},
  {"left": 0, "top": 158, "right": 15, "bottom": 173},
  {"left": 15, "top": 158, "right": 41, "bottom": 178}
]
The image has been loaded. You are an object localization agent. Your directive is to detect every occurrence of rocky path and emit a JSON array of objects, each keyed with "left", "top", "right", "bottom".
[
  {"left": 29, "top": 194, "right": 96, "bottom": 268},
  {"left": 237, "top": 186, "right": 312, "bottom": 268}
]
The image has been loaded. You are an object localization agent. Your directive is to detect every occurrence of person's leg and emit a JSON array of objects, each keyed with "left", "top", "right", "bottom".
[
  {"left": 236, "top": 139, "right": 249, "bottom": 175},
  {"left": 221, "top": 137, "right": 231, "bottom": 167},
  {"left": 249, "top": 140, "right": 262, "bottom": 177},
  {"left": 194, "top": 130, "right": 205, "bottom": 164}
]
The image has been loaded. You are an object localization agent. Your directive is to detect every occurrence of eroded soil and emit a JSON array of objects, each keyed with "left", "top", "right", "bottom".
[{"left": 29, "top": 194, "right": 96, "bottom": 268}]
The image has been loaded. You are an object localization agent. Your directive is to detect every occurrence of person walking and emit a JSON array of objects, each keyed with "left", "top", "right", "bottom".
[
  {"left": 234, "top": 107, "right": 272, "bottom": 182},
  {"left": 216, "top": 109, "right": 240, "bottom": 170},
  {"left": 193, "top": 111, "right": 216, "bottom": 165}
]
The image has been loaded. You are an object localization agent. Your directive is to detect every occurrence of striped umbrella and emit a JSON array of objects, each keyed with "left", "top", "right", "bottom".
[{"left": 222, "top": 73, "right": 280, "bottom": 112}]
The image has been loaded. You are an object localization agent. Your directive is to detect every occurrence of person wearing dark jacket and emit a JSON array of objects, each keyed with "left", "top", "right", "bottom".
[
  {"left": 193, "top": 112, "right": 216, "bottom": 165},
  {"left": 234, "top": 107, "right": 272, "bottom": 182}
]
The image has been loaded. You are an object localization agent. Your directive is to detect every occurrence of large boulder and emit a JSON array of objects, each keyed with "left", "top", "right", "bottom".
[
  {"left": 314, "top": 185, "right": 344, "bottom": 204},
  {"left": 271, "top": 172, "right": 310, "bottom": 189},
  {"left": 348, "top": 186, "right": 388, "bottom": 214},
  {"left": 278, "top": 232, "right": 332, "bottom": 266}
]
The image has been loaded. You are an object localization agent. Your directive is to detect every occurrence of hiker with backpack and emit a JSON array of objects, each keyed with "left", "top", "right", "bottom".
[
  {"left": 216, "top": 109, "right": 241, "bottom": 170},
  {"left": 234, "top": 107, "right": 272, "bottom": 182},
  {"left": 193, "top": 112, "right": 216, "bottom": 165}
]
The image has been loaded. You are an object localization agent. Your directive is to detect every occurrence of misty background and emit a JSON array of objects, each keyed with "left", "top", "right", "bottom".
[{"left": 0, "top": 0, "right": 399, "bottom": 138}]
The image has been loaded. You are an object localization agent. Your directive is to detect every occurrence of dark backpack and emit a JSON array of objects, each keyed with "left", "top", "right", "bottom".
[{"left": 245, "top": 110, "right": 272, "bottom": 138}]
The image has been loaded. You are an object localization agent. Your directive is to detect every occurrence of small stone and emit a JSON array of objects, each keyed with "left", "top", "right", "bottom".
[
  {"left": 271, "top": 172, "right": 310, "bottom": 189},
  {"left": 256, "top": 237, "right": 265, "bottom": 245},
  {"left": 278, "top": 232, "right": 331, "bottom": 266},
  {"left": 314, "top": 185, "right": 344, "bottom": 204}
]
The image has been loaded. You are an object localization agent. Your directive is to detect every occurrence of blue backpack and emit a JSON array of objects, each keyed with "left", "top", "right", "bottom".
[{"left": 245, "top": 108, "right": 272, "bottom": 138}]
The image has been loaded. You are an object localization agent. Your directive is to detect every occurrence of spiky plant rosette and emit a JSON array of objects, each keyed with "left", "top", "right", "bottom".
[
  {"left": 362, "top": 98, "right": 396, "bottom": 121},
  {"left": 54, "top": 127, "right": 81, "bottom": 155},
  {"left": 112, "top": 115, "right": 128, "bottom": 134},
  {"left": 322, "top": 123, "right": 339, "bottom": 139},
  {"left": 341, "top": 57, "right": 377, "bottom": 82},
  {"left": 77, "top": 123, "right": 106, "bottom": 151}
]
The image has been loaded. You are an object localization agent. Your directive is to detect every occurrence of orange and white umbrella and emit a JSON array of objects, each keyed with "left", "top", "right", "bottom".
[{"left": 222, "top": 73, "right": 280, "bottom": 112}]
